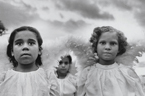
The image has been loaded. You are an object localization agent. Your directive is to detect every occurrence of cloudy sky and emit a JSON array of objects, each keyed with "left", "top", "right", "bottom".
[
  {"left": 0, "top": 0, "right": 145, "bottom": 74},
  {"left": 0, "top": 0, "right": 145, "bottom": 41}
]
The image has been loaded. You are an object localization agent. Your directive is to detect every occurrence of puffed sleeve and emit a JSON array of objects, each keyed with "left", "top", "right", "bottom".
[
  {"left": 128, "top": 67, "right": 145, "bottom": 96},
  {"left": 68, "top": 74, "right": 77, "bottom": 87},
  {"left": 120, "top": 65, "right": 145, "bottom": 96},
  {"left": 68, "top": 74, "right": 77, "bottom": 96},
  {"left": 139, "top": 76, "right": 145, "bottom": 92},
  {"left": 77, "top": 66, "right": 91, "bottom": 96},
  {"left": 0, "top": 71, "right": 6, "bottom": 84},
  {"left": 46, "top": 69, "right": 60, "bottom": 96}
]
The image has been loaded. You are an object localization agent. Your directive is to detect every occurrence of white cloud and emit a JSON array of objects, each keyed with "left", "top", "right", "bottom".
[{"left": 54, "top": 0, "right": 114, "bottom": 20}]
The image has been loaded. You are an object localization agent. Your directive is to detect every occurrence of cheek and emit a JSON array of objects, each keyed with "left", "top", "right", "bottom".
[
  {"left": 96, "top": 45, "right": 102, "bottom": 53},
  {"left": 13, "top": 48, "right": 20, "bottom": 55},
  {"left": 32, "top": 47, "right": 39, "bottom": 54},
  {"left": 116, "top": 45, "right": 119, "bottom": 53},
  {"left": 66, "top": 65, "right": 70, "bottom": 69}
]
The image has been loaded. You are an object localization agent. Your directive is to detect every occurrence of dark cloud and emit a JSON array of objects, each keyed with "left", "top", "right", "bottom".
[
  {"left": 103, "top": 0, "right": 145, "bottom": 28},
  {"left": 99, "top": 0, "right": 145, "bottom": 29},
  {"left": 135, "top": 11, "right": 145, "bottom": 27},
  {"left": 129, "top": 0, "right": 145, "bottom": 27},
  {"left": 59, "top": 13, "right": 64, "bottom": 19},
  {"left": 18, "top": 0, "right": 49, "bottom": 12},
  {"left": 113, "top": 0, "right": 133, "bottom": 10},
  {"left": 110, "top": 0, "right": 133, "bottom": 10},
  {"left": 54, "top": 0, "right": 114, "bottom": 20},
  {"left": 50, "top": 19, "right": 89, "bottom": 32},
  {"left": 42, "top": 6, "right": 49, "bottom": 11},
  {"left": 20, "top": 0, "right": 37, "bottom": 11},
  {"left": 0, "top": 1, "right": 39, "bottom": 28}
]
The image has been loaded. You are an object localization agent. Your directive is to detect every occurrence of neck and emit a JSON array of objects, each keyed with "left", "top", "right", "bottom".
[
  {"left": 57, "top": 71, "right": 68, "bottom": 79},
  {"left": 98, "top": 59, "right": 115, "bottom": 65},
  {"left": 14, "top": 63, "right": 39, "bottom": 72}
]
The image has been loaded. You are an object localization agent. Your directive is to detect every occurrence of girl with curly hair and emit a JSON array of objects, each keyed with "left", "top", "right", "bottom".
[{"left": 77, "top": 26, "right": 144, "bottom": 96}]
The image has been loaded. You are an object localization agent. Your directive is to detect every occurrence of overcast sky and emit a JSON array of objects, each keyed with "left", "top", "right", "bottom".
[
  {"left": 0, "top": 0, "right": 145, "bottom": 74},
  {"left": 0, "top": 0, "right": 145, "bottom": 41}
]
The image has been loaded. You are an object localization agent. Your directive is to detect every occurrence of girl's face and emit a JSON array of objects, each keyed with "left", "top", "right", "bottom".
[
  {"left": 57, "top": 57, "right": 71, "bottom": 74},
  {"left": 12, "top": 30, "right": 40, "bottom": 65},
  {"left": 97, "top": 32, "right": 119, "bottom": 64}
]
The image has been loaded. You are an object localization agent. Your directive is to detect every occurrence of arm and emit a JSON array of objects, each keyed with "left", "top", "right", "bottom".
[
  {"left": 127, "top": 67, "right": 145, "bottom": 96},
  {"left": 77, "top": 66, "right": 90, "bottom": 96},
  {"left": 74, "top": 92, "right": 77, "bottom": 96},
  {"left": 0, "top": 71, "right": 6, "bottom": 84},
  {"left": 46, "top": 70, "right": 60, "bottom": 96}
]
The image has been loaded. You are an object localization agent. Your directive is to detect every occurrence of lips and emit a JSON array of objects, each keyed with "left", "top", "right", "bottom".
[
  {"left": 103, "top": 52, "right": 111, "bottom": 54},
  {"left": 103, "top": 52, "right": 112, "bottom": 56},
  {"left": 21, "top": 53, "right": 31, "bottom": 57},
  {"left": 61, "top": 68, "right": 66, "bottom": 70},
  {"left": 60, "top": 68, "right": 67, "bottom": 71}
]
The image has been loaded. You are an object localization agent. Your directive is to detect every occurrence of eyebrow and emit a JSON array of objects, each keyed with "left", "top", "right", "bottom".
[
  {"left": 14, "top": 39, "right": 23, "bottom": 43},
  {"left": 14, "top": 39, "right": 36, "bottom": 43},
  {"left": 99, "top": 39, "right": 117, "bottom": 41},
  {"left": 28, "top": 39, "right": 36, "bottom": 42}
]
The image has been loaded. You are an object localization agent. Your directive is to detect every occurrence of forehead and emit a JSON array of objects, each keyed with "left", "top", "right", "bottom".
[
  {"left": 61, "top": 57, "right": 69, "bottom": 62},
  {"left": 99, "top": 32, "right": 118, "bottom": 41},
  {"left": 14, "top": 30, "right": 37, "bottom": 41}
]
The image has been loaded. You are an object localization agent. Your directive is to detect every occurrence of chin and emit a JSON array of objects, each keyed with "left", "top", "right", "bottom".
[
  {"left": 21, "top": 61, "right": 33, "bottom": 65},
  {"left": 103, "top": 58, "right": 114, "bottom": 61},
  {"left": 60, "top": 71, "right": 68, "bottom": 74}
]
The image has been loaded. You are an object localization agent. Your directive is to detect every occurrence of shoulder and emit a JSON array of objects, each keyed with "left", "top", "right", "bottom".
[
  {"left": 68, "top": 74, "right": 77, "bottom": 81},
  {"left": 81, "top": 65, "right": 95, "bottom": 74},
  {"left": 67, "top": 74, "right": 77, "bottom": 86},
  {"left": 0, "top": 71, "right": 7, "bottom": 82},
  {"left": 127, "top": 67, "right": 139, "bottom": 78},
  {"left": 45, "top": 68, "right": 57, "bottom": 80},
  {"left": 119, "top": 64, "right": 139, "bottom": 79},
  {"left": 78, "top": 65, "right": 95, "bottom": 81}
]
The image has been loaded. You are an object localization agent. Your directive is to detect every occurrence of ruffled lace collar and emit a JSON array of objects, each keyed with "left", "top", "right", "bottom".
[
  {"left": 95, "top": 62, "right": 119, "bottom": 70},
  {"left": 10, "top": 67, "right": 42, "bottom": 74}
]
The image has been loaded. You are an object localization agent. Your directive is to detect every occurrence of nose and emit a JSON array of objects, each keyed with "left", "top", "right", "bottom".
[
  {"left": 22, "top": 43, "right": 29, "bottom": 51},
  {"left": 105, "top": 43, "right": 111, "bottom": 50},
  {"left": 61, "top": 63, "right": 65, "bottom": 67}
]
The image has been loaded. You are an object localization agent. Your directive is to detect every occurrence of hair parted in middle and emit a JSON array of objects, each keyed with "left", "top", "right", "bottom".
[{"left": 6, "top": 26, "right": 43, "bottom": 67}]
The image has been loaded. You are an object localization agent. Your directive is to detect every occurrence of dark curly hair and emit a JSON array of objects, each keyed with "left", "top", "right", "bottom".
[
  {"left": 60, "top": 55, "right": 72, "bottom": 64},
  {"left": 7, "top": 26, "right": 43, "bottom": 67},
  {"left": 90, "top": 26, "right": 128, "bottom": 56}
]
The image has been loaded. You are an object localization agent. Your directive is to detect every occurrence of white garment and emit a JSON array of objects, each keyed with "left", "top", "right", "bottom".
[
  {"left": 0, "top": 68, "right": 59, "bottom": 96},
  {"left": 57, "top": 74, "right": 77, "bottom": 96},
  {"left": 77, "top": 63, "right": 145, "bottom": 96}
]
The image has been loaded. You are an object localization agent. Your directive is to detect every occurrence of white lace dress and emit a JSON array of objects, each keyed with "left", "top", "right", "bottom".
[
  {"left": 77, "top": 62, "right": 145, "bottom": 96},
  {"left": 57, "top": 73, "right": 77, "bottom": 96},
  {"left": 0, "top": 68, "right": 59, "bottom": 96}
]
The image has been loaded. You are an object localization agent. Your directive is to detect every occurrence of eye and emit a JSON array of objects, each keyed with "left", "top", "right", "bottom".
[
  {"left": 28, "top": 39, "right": 36, "bottom": 46},
  {"left": 59, "top": 61, "right": 63, "bottom": 65},
  {"left": 28, "top": 41, "right": 35, "bottom": 46},
  {"left": 64, "top": 62, "right": 69, "bottom": 65},
  {"left": 15, "top": 41, "right": 23, "bottom": 46},
  {"left": 99, "top": 41, "right": 106, "bottom": 45},
  {"left": 110, "top": 41, "right": 118, "bottom": 46}
]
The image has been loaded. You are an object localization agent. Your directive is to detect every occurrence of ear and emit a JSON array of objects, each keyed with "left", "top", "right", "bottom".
[
  {"left": 38, "top": 51, "right": 42, "bottom": 55},
  {"left": 39, "top": 47, "right": 42, "bottom": 55},
  {"left": 11, "top": 50, "right": 14, "bottom": 56},
  {"left": 117, "top": 49, "right": 120, "bottom": 54},
  {"left": 116, "top": 50, "right": 120, "bottom": 56}
]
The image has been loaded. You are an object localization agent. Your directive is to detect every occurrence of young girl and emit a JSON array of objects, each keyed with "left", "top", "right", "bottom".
[
  {"left": 0, "top": 26, "right": 59, "bottom": 96},
  {"left": 77, "top": 26, "right": 145, "bottom": 96},
  {"left": 55, "top": 54, "right": 77, "bottom": 96}
]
